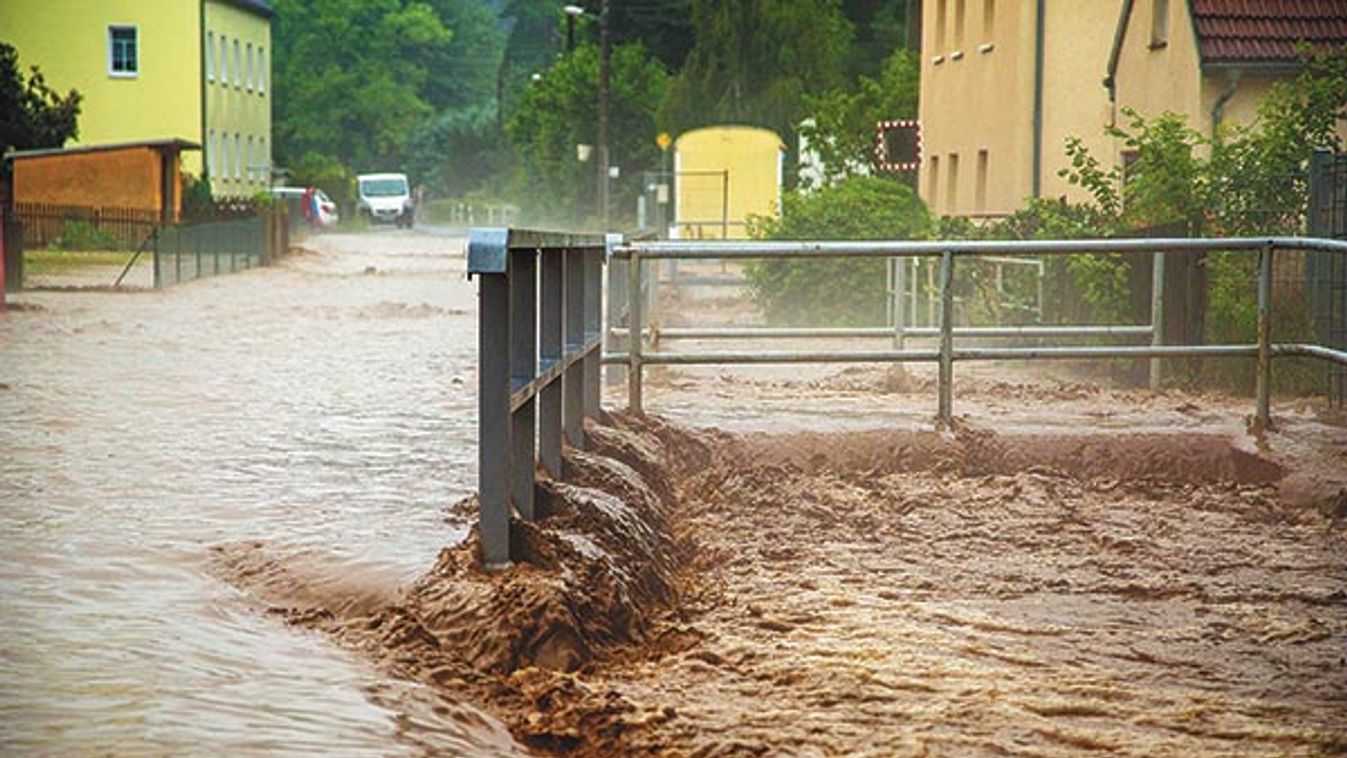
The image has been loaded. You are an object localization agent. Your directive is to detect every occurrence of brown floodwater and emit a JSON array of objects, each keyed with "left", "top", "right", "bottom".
[{"left": 0, "top": 231, "right": 536, "bottom": 755}]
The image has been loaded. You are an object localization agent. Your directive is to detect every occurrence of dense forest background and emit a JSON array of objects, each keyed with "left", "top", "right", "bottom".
[{"left": 269, "top": 0, "right": 920, "bottom": 226}]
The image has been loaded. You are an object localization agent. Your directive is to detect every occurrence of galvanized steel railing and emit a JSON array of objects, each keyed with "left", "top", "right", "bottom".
[
  {"left": 607, "top": 236, "right": 1347, "bottom": 429},
  {"left": 468, "top": 228, "right": 608, "bottom": 568}
]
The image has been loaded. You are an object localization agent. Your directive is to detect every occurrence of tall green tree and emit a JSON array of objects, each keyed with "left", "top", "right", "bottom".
[
  {"left": 798, "top": 47, "right": 918, "bottom": 184},
  {"left": 0, "top": 42, "right": 81, "bottom": 157},
  {"left": 271, "top": 0, "right": 452, "bottom": 173},
  {"left": 659, "top": 0, "right": 854, "bottom": 145},
  {"left": 507, "top": 43, "right": 670, "bottom": 225}
]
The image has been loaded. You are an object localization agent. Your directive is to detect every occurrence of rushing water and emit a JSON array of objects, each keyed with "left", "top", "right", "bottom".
[{"left": 0, "top": 231, "right": 531, "bottom": 755}]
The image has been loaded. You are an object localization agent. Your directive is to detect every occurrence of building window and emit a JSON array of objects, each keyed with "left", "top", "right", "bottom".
[
  {"left": 983, "top": 0, "right": 995, "bottom": 43},
  {"left": 947, "top": 153, "right": 960, "bottom": 213},
  {"left": 258, "top": 47, "right": 266, "bottom": 93},
  {"left": 233, "top": 40, "right": 242, "bottom": 88},
  {"left": 246, "top": 43, "right": 254, "bottom": 91},
  {"left": 108, "top": 25, "right": 138, "bottom": 77},
  {"left": 954, "top": 0, "right": 966, "bottom": 50},
  {"left": 975, "top": 150, "right": 989, "bottom": 212},
  {"left": 207, "top": 32, "right": 215, "bottom": 81},
  {"left": 234, "top": 134, "right": 242, "bottom": 179},
  {"left": 1150, "top": 0, "right": 1169, "bottom": 48},
  {"left": 208, "top": 130, "right": 217, "bottom": 176},
  {"left": 929, "top": 155, "right": 940, "bottom": 210},
  {"left": 247, "top": 136, "right": 255, "bottom": 180},
  {"left": 935, "top": 0, "right": 947, "bottom": 54},
  {"left": 218, "top": 36, "right": 228, "bottom": 85}
]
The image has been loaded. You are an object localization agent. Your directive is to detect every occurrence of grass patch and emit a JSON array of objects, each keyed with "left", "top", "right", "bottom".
[{"left": 25, "top": 249, "right": 138, "bottom": 272}]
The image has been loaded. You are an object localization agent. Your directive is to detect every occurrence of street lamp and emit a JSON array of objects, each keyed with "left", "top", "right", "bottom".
[{"left": 563, "top": 5, "right": 583, "bottom": 53}]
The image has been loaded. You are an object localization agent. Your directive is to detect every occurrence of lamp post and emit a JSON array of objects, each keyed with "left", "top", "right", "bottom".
[
  {"left": 597, "top": 0, "right": 611, "bottom": 230},
  {"left": 563, "top": 5, "right": 583, "bottom": 52}
]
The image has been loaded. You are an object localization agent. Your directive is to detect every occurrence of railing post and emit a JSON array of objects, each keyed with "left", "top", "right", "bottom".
[
  {"left": 583, "top": 244, "right": 603, "bottom": 419},
  {"left": 539, "top": 248, "right": 564, "bottom": 479},
  {"left": 509, "top": 248, "right": 537, "bottom": 521},
  {"left": 937, "top": 250, "right": 954, "bottom": 425},
  {"left": 628, "top": 250, "right": 644, "bottom": 414},
  {"left": 478, "top": 270, "right": 511, "bottom": 568},
  {"left": 1254, "top": 242, "right": 1274, "bottom": 431},
  {"left": 563, "top": 247, "right": 586, "bottom": 447},
  {"left": 1150, "top": 248, "right": 1165, "bottom": 390},
  {"left": 605, "top": 248, "right": 628, "bottom": 386},
  {"left": 891, "top": 256, "right": 906, "bottom": 350}
]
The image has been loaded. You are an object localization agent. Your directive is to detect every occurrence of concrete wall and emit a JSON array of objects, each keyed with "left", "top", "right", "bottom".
[
  {"left": 204, "top": 1, "right": 273, "bottom": 198},
  {"left": 0, "top": 0, "right": 203, "bottom": 177},
  {"left": 674, "top": 126, "right": 784, "bottom": 240}
]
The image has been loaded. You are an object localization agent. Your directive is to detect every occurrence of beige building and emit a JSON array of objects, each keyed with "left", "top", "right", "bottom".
[
  {"left": 918, "top": 0, "right": 1121, "bottom": 217},
  {"left": 1107, "top": 0, "right": 1347, "bottom": 149},
  {"left": 918, "top": 0, "right": 1347, "bottom": 219}
]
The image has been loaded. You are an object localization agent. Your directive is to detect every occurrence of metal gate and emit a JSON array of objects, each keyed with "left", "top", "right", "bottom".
[{"left": 1308, "top": 148, "right": 1347, "bottom": 407}]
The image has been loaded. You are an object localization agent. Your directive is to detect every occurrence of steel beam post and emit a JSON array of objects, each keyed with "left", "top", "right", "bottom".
[
  {"left": 563, "top": 248, "right": 586, "bottom": 447},
  {"left": 628, "top": 251, "right": 644, "bottom": 413},
  {"left": 509, "top": 249, "right": 537, "bottom": 521},
  {"left": 1150, "top": 248, "right": 1165, "bottom": 390},
  {"left": 893, "top": 257, "right": 906, "bottom": 349},
  {"left": 1255, "top": 242, "right": 1274, "bottom": 430},
  {"left": 937, "top": 250, "right": 954, "bottom": 425},
  {"left": 477, "top": 273, "right": 511, "bottom": 568},
  {"left": 583, "top": 246, "right": 602, "bottom": 419},
  {"left": 538, "top": 249, "right": 563, "bottom": 479}
]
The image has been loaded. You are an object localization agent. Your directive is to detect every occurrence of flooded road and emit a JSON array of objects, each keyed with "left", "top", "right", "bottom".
[{"left": 0, "top": 231, "right": 532, "bottom": 755}]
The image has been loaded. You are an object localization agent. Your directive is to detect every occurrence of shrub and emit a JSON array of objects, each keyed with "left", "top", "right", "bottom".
[{"left": 745, "top": 176, "right": 931, "bottom": 325}]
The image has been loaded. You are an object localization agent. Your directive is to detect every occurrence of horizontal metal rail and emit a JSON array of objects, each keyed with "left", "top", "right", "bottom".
[
  {"left": 614, "top": 235, "right": 1347, "bottom": 259},
  {"left": 610, "top": 325, "right": 1153, "bottom": 340},
  {"left": 469, "top": 227, "right": 607, "bottom": 568},
  {"left": 610, "top": 236, "right": 1347, "bottom": 431}
]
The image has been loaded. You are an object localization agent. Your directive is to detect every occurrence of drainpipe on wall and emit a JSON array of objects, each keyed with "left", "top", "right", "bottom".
[
  {"left": 1031, "top": 0, "right": 1045, "bottom": 199},
  {"left": 1210, "top": 68, "right": 1242, "bottom": 142}
]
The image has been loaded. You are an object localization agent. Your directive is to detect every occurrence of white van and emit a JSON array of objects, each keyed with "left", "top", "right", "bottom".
[{"left": 356, "top": 173, "right": 414, "bottom": 227}]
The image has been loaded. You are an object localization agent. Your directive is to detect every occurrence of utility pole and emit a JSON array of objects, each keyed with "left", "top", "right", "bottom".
[{"left": 597, "top": 0, "right": 611, "bottom": 230}]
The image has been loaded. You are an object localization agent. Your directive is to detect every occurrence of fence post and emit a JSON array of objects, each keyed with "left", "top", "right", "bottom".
[
  {"left": 937, "top": 250, "right": 954, "bottom": 425},
  {"left": 1254, "top": 242, "right": 1274, "bottom": 431},
  {"left": 1150, "top": 248, "right": 1165, "bottom": 390},
  {"left": 563, "top": 248, "right": 586, "bottom": 447},
  {"left": 628, "top": 250, "right": 644, "bottom": 414},
  {"left": 539, "top": 248, "right": 564, "bottom": 478},
  {"left": 510, "top": 248, "right": 537, "bottom": 521},
  {"left": 583, "top": 244, "right": 603, "bottom": 418},
  {"left": 478, "top": 267, "right": 511, "bottom": 568},
  {"left": 891, "top": 257, "right": 906, "bottom": 349}
]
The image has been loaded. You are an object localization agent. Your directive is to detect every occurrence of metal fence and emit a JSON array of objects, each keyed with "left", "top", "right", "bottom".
[
  {"left": 468, "top": 228, "right": 608, "bottom": 567},
  {"left": 1309, "top": 149, "right": 1347, "bottom": 406},
  {"left": 153, "top": 216, "right": 268, "bottom": 287},
  {"left": 608, "top": 236, "right": 1347, "bottom": 430}
]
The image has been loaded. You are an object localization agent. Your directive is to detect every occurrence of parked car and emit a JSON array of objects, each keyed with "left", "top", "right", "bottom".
[
  {"left": 356, "top": 172, "right": 414, "bottom": 228},
  {"left": 270, "top": 186, "right": 339, "bottom": 227}
]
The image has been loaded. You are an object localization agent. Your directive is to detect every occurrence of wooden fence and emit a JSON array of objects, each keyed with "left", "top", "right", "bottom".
[{"left": 13, "top": 202, "right": 160, "bottom": 250}]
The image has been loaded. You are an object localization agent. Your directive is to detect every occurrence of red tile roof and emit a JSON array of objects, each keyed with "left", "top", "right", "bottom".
[{"left": 1191, "top": 0, "right": 1347, "bottom": 65}]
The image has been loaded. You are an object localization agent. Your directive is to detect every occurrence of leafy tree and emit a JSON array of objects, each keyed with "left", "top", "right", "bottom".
[
  {"left": 420, "top": 0, "right": 505, "bottom": 112},
  {"left": 0, "top": 42, "right": 81, "bottom": 157},
  {"left": 405, "top": 103, "right": 512, "bottom": 196},
  {"left": 506, "top": 43, "right": 670, "bottom": 226},
  {"left": 746, "top": 175, "right": 930, "bottom": 325},
  {"left": 660, "top": 0, "right": 854, "bottom": 148},
  {"left": 798, "top": 47, "right": 918, "bottom": 184},
  {"left": 271, "top": 0, "right": 452, "bottom": 173}
]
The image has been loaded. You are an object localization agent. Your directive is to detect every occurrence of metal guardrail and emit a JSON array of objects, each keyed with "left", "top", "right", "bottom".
[
  {"left": 468, "top": 228, "right": 608, "bottom": 568},
  {"left": 608, "top": 236, "right": 1347, "bottom": 429}
]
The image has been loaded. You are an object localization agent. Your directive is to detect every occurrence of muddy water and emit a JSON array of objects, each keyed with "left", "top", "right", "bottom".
[{"left": 0, "top": 231, "right": 533, "bottom": 755}]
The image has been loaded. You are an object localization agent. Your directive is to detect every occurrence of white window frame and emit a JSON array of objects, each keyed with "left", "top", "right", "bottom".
[
  {"left": 108, "top": 25, "right": 139, "bottom": 78},
  {"left": 234, "top": 134, "right": 242, "bottom": 179},
  {"left": 246, "top": 43, "right": 254, "bottom": 91},
  {"left": 246, "top": 135, "right": 254, "bottom": 181},
  {"left": 206, "top": 31, "right": 215, "bottom": 82},
  {"left": 208, "top": 129, "right": 217, "bottom": 177},
  {"left": 258, "top": 46, "right": 266, "bottom": 93},
  {"left": 233, "top": 39, "right": 242, "bottom": 89}
]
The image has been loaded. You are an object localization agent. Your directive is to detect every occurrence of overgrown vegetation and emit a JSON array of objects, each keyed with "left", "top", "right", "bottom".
[{"left": 0, "top": 41, "right": 81, "bottom": 159}]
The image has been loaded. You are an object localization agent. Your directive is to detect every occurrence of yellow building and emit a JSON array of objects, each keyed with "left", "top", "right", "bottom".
[
  {"left": 918, "top": 0, "right": 1122, "bottom": 218},
  {"left": 1106, "top": 0, "right": 1347, "bottom": 149},
  {"left": 673, "top": 126, "right": 784, "bottom": 239},
  {"left": 918, "top": 0, "right": 1347, "bottom": 219},
  {"left": 0, "top": 0, "right": 273, "bottom": 198}
]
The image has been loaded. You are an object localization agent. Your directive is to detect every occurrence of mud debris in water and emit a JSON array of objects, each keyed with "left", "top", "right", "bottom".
[{"left": 216, "top": 414, "right": 1347, "bottom": 756}]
